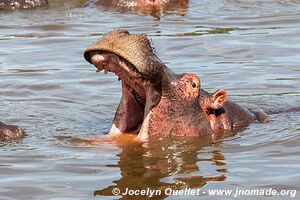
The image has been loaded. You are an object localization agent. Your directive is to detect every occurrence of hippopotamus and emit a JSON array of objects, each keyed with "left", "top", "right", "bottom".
[
  {"left": 84, "top": 30, "right": 268, "bottom": 141},
  {"left": 0, "top": 0, "right": 48, "bottom": 10},
  {"left": 85, "top": 0, "right": 188, "bottom": 16},
  {"left": 89, "top": 0, "right": 188, "bottom": 7},
  {"left": 0, "top": 122, "right": 25, "bottom": 142}
]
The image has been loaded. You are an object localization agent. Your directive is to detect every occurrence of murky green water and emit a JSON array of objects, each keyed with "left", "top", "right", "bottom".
[{"left": 0, "top": 0, "right": 299, "bottom": 199}]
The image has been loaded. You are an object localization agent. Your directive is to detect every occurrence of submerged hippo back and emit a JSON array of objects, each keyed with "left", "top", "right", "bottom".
[{"left": 0, "top": 0, "right": 48, "bottom": 10}]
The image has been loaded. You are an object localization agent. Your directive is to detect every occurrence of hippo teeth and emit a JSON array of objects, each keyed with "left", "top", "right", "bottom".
[{"left": 142, "top": 80, "right": 147, "bottom": 86}]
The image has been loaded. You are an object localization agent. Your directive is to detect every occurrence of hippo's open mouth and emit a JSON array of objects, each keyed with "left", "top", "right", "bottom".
[
  {"left": 84, "top": 30, "right": 189, "bottom": 139},
  {"left": 90, "top": 51, "right": 148, "bottom": 134}
]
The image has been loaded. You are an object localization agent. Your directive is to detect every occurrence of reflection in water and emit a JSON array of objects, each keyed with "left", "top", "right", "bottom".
[
  {"left": 10, "top": 69, "right": 60, "bottom": 73},
  {"left": 149, "top": 27, "right": 247, "bottom": 37},
  {"left": 94, "top": 136, "right": 227, "bottom": 199}
]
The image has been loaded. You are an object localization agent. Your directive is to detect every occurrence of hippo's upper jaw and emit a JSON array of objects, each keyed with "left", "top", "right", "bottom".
[{"left": 84, "top": 30, "right": 213, "bottom": 141}]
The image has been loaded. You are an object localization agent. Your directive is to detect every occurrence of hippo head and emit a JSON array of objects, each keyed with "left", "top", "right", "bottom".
[{"left": 84, "top": 30, "right": 214, "bottom": 140}]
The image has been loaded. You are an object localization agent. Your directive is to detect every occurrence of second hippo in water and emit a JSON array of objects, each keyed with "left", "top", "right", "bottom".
[
  {"left": 85, "top": 0, "right": 188, "bottom": 16},
  {"left": 87, "top": 0, "right": 188, "bottom": 8},
  {"left": 84, "top": 30, "right": 268, "bottom": 141}
]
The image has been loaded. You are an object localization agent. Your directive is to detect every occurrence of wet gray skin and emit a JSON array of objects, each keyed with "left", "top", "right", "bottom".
[{"left": 84, "top": 30, "right": 268, "bottom": 141}]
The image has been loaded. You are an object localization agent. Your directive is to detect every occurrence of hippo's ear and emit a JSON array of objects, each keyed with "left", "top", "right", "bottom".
[{"left": 211, "top": 89, "right": 228, "bottom": 109}]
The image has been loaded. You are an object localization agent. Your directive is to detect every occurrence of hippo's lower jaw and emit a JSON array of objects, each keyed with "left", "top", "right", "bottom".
[{"left": 91, "top": 52, "right": 148, "bottom": 135}]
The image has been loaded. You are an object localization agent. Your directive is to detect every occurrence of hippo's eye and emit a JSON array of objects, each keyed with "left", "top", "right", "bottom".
[{"left": 191, "top": 82, "right": 197, "bottom": 88}]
